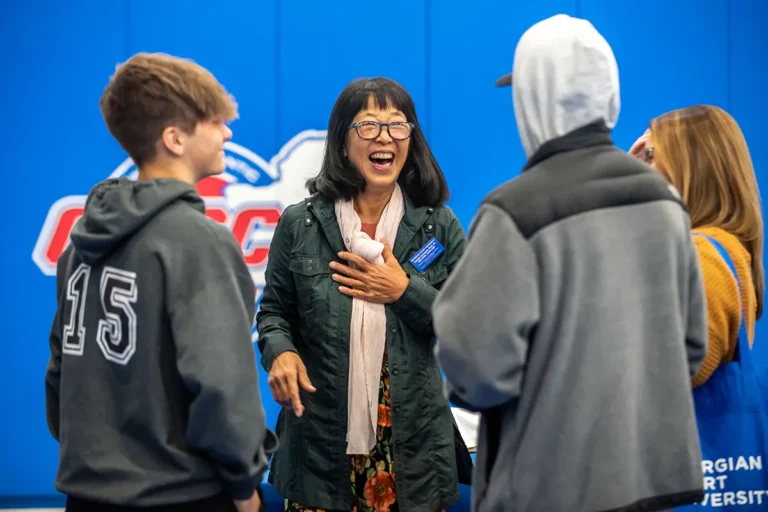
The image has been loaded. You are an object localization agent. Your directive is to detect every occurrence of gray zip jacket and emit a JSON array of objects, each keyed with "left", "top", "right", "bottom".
[{"left": 433, "top": 14, "right": 707, "bottom": 512}]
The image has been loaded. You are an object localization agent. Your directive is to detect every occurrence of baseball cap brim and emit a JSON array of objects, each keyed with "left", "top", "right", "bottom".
[{"left": 495, "top": 72, "right": 513, "bottom": 87}]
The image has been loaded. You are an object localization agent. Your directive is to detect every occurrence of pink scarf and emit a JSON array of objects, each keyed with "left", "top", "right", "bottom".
[{"left": 335, "top": 184, "right": 405, "bottom": 455}]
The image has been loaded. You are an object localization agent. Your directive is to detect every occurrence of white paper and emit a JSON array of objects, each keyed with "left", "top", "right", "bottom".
[{"left": 451, "top": 407, "right": 480, "bottom": 452}]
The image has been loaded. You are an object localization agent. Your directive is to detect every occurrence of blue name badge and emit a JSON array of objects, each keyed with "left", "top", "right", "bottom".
[{"left": 408, "top": 237, "right": 445, "bottom": 273}]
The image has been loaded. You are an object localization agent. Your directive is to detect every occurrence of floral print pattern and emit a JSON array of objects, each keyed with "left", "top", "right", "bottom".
[{"left": 286, "top": 350, "right": 444, "bottom": 512}]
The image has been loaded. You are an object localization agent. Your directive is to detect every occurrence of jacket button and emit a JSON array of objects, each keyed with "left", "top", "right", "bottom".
[
  {"left": 392, "top": 367, "right": 399, "bottom": 376},
  {"left": 390, "top": 325, "right": 397, "bottom": 333},
  {"left": 394, "top": 405, "right": 400, "bottom": 413},
  {"left": 305, "top": 217, "right": 312, "bottom": 224},
  {"left": 427, "top": 224, "right": 433, "bottom": 230}
]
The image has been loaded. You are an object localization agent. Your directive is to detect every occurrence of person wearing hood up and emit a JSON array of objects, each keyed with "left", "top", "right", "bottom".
[
  {"left": 44, "top": 53, "right": 276, "bottom": 512},
  {"left": 433, "top": 14, "right": 708, "bottom": 512}
]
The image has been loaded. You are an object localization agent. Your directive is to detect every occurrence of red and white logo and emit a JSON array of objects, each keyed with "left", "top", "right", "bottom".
[{"left": 32, "top": 130, "right": 327, "bottom": 310}]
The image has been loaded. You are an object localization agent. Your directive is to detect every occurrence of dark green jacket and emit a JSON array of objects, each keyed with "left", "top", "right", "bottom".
[{"left": 256, "top": 194, "right": 467, "bottom": 511}]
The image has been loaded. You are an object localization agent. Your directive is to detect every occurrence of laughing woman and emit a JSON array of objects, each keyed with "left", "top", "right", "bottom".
[{"left": 256, "top": 77, "right": 467, "bottom": 512}]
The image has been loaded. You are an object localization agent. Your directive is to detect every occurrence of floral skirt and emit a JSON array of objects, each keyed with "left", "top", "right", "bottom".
[{"left": 286, "top": 351, "right": 444, "bottom": 512}]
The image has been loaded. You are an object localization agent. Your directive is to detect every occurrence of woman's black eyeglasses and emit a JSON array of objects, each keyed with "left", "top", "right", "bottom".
[{"left": 349, "top": 121, "right": 415, "bottom": 140}]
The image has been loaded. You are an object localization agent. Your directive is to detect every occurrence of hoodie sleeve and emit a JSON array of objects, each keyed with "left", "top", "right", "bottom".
[
  {"left": 433, "top": 203, "right": 540, "bottom": 411},
  {"left": 167, "top": 224, "right": 276, "bottom": 500},
  {"left": 45, "top": 248, "right": 71, "bottom": 442},
  {"left": 393, "top": 209, "right": 467, "bottom": 336}
]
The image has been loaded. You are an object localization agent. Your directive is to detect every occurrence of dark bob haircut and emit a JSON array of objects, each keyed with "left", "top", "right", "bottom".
[{"left": 307, "top": 77, "right": 450, "bottom": 208}]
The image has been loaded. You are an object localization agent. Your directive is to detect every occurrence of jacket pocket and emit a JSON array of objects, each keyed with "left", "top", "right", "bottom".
[
  {"left": 289, "top": 256, "right": 332, "bottom": 279},
  {"left": 425, "top": 264, "right": 448, "bottom": 286},
  {"left": 405, "top": 260, "right": 449, "bottom": 286},
  {"left": 289, "top": 256, "right": 333, "bottom": 329}
]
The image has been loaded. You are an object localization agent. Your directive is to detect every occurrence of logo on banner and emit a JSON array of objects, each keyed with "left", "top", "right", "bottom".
[
  {"left": 32, "top": 130, "right": 328, "bottom": 340},
  {"left": 696, "top": 456, "right": 765, "bottom": 508}
]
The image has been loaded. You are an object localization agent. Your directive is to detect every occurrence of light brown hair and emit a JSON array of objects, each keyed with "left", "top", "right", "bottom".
[
  {"left": 99, "top": 52, "right": 238, "bottom": 167},
  {"left": 650, "top": 105, "right": 764, "bottom": 317}
]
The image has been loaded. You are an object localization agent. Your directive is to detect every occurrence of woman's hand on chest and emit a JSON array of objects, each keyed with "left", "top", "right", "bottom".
[{"left": 330, "top": 243, "right": 410, "bottom": 304}]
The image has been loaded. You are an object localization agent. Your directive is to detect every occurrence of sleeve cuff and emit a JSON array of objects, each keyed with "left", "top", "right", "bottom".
[
  {"left": 395, "top": 274, "right": 437, "bottom": 313},
  {"left": 444, "top": 379, "right": 477, "bottom": 411},
  {"left": 392, "top": 275, "right": 438, "bottom": 333},
  {"left": 222, "top": 429, "right": 279, "bottom": 500},
  {"left": 260, "top": 335, "right": 298, "bottom": 372}
]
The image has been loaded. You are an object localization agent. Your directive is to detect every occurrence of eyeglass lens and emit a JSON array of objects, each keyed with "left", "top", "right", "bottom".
[{"left": 356, "top": 122, "right": 412, "bottom": 140}]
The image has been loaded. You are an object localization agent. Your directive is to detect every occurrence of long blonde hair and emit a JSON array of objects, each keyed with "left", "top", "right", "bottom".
[{"left": 650, "top": 105, "right": 764, "bottom": 317}]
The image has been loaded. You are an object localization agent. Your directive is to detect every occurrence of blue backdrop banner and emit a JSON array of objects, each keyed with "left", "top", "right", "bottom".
[{"left": 2, "top": 0, "right": 767, "bottom": 507}]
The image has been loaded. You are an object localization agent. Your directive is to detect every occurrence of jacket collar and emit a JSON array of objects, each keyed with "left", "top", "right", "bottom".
[
  {"left": 306, "top": 191, "right": 433, "bottom": 260},
  {"left": 523, "top": 120, "right": 614, "bottom": 172}
]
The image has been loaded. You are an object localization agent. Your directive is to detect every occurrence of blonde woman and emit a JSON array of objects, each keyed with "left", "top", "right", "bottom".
[{"left": 630, "top": 105, "right": 764, "bottom": 387}]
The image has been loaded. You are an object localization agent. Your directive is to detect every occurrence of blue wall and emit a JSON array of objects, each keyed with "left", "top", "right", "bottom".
[{"left": 2, "top": 0, "right": 767, "bottom": 506}]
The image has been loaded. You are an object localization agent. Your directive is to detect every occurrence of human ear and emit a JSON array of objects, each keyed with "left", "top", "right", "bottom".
[{"left": 160, "top": 126, "right": 186, "bottom": 157}]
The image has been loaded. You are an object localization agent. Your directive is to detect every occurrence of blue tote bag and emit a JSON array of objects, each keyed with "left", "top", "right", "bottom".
[{"left": 677, "top": 235, "right": 768, "bottom": 511}]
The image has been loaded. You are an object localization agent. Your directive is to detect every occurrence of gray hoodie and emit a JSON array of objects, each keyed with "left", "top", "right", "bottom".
[
  {"left": 44, "top": 177, "right": 276, "bottom": 506},
  {"left": 434, "top": 14, "right": 707, "bottom": 512}
]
